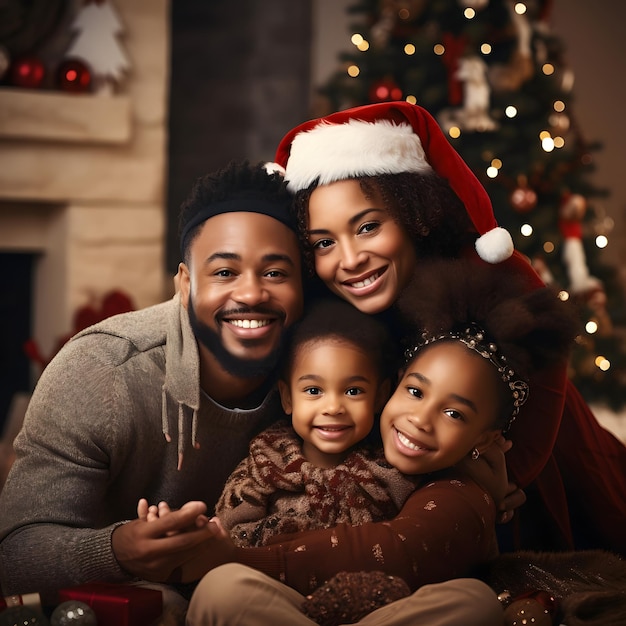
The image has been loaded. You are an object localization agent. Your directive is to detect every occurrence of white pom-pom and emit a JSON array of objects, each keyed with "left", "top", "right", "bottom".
[{"left": 474, "top": 227, "right": 514, "bottom": 263}]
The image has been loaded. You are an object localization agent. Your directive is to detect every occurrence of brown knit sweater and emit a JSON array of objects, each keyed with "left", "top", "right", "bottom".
[{"left": 216, "top": 421, "right": 419, "bottom": 547}]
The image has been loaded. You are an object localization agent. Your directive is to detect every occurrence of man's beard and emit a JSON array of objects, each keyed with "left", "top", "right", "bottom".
[{"left": 188, "top": 297, "right": 283, "bottom": 379}]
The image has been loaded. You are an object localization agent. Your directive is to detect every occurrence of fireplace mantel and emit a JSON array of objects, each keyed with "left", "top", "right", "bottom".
[{"left": 0, "top": 87, "right": 131, "bottom": 145}]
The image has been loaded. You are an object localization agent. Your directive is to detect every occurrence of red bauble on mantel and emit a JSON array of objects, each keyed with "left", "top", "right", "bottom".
[
  {"left": 57, "top": 58, "right": 92, "bottom": 93},
  {"left": 9, "top": 55, "right": 45, "bottom": 88}
]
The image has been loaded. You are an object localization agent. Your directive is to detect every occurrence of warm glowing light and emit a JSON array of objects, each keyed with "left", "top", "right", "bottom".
[
  {"left": 404, "top": 44, "right": 416, "bottom": 55},
  {"left": 558, "top": 290, "right": 569, "bottom": 301},
  {"left": 521, "top": 224, "right": 533, "bottom": 237},
  {"left": 448, "top": 126, "right": 461, "bottom": 138},
  {"left": 553, "top": 136, "right": 565, "bottom": 148},
  {"left": 542, "top": 137, "right": 555, "bottom": 152},
  {"left": 505, "top": 106, "right": 518, "bottom": 118},
  {"left": 351, "top": 34, "right": 364, "bottom": 46},
  {"left": 481, "top": 43, "right": 492, "bottom": 54},
  {"left": 539, "top": 130, "right": 551, "bottom": 140},
  {"left": 347, "top": 65, "right": 360, "bottom": 77},
  {"left": 514, "top": 2, "right": 527, "bottom": 14},
  {"left": 594, "top": 355, "right": 611, "bottom": 371},
  {"left": 543, "top": 241, "right": 555, "bottom": 253},
  {"left": 434, "top": 44, "right": 445, "bottom": 55},
  {"left": 596, "top": 235, "right": 608, "bottom": 248},
  {"left": 586, "top": 321, "right": 598, "bottom": 334},
  {"left": 486, "top": 166, "right": 498, "bottom": 178},
  {"left": 357, "top": 40, "right": 370, "bottom": 51},
  {"left": 464, "top": 8, "right": 476, "bottom": 19},
  {"left": 399, "top": 8, "right": 410, "bottom": 19},
  {"left": 406, "top": 95, "right": 417, "bottom": 104},
  {"left": 542, "top": 63, "right": 555, "bottom": 75},
  {"left": 491, "top": 158, "right": 502, "bottom": 169},
  {"left": 554, "top": 100, "right": 565, "bottom": 112}
]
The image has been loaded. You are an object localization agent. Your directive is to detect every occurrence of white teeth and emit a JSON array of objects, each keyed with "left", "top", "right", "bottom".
[
  {"left": 351, "top": 272, "right": 380, "bottom": 289},
  {"left": 397, "top": 430, "right": 425, "bottom": 451},
  {"left": 230, "top": 319, "right": 270, "bottom": 329}
]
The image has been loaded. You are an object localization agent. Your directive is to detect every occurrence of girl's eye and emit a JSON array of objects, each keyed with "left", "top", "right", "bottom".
[
  {"left": 311, "top": 238, "right": 334, "bottom": 250},
  {"left": 444, "top": 408, "right": 464, "bottom": 421},
  {"left": 346, "top": 387, "right": 363, "bottom": 396},
  {"left": 304, "top": 387, "right": 322, "bottom": 396},
  {"left": 407, "top": 386, "right": 423, "bottom": 399},
  {"left": 358, "top": 221, "right": 380, "bottom": 235}
]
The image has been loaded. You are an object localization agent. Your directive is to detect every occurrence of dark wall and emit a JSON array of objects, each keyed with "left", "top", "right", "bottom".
[{"left": 166, "top": 0, "right": 313, "bottom": 273}]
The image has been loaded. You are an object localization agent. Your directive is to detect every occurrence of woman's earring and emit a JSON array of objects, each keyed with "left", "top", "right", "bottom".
[{"left": 471, "top": 448, "right": 480, "bottom": 461}]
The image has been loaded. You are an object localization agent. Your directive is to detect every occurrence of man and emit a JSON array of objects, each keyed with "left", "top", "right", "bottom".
[{"left": 0, "top": 161, "right": 303, "bottom": 603}]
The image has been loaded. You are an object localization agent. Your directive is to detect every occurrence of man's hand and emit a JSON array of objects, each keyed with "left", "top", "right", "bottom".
[{"left": 112, "top": 501, "right": 213, "bottom": 581}]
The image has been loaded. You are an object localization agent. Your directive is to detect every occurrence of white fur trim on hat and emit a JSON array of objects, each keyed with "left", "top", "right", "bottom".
[
  {"left": 263, "top": 161, "right": 286, "bottom": 177},
  {"left": 285, "top": 119, "right": 433, "bottom": 192},
  {"left": 474, "top": 227, "right": 514, "bottom": 264}
]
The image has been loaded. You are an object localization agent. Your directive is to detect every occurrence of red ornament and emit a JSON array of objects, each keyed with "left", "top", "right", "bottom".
[
  {"left": 9, "top": 55, "right": 45, "bottom": 89},
  {"left": 510, "top": 185, "right": 537, "bottom": 213},
  {"left": 369, "top": 78, "right": 403, "bottom": 103},
  {"left": 57, "top": 58, "right": 92, "bottom": 93}
]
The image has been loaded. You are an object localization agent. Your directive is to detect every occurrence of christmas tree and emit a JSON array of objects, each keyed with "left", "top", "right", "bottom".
[{"left": 317, "top": 0, "right": 626, "bottom": 409}]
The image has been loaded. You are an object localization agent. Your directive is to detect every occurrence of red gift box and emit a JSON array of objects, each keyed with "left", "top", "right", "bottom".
[{"left": 58, "top": 582, "right": 162, "bottom": 626}]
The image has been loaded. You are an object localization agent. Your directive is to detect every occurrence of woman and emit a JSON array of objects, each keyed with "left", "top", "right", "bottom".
[{"left": 274, "top": 100, "right": 626, "bottom": 555}]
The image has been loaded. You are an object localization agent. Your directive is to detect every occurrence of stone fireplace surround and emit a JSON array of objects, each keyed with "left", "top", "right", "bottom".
[{"left": 0, "top": 0, "right": 169, "bottom": 363}]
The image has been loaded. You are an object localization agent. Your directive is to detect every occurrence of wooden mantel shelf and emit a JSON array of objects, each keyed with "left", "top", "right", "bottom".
[{"left": 0, "top": 87, "right": 132, "bottom": 145}]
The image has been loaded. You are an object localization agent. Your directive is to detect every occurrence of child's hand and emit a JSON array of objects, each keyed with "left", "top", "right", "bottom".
[{"left": 137, "top": 499, "right": 209, "bottom": 532}]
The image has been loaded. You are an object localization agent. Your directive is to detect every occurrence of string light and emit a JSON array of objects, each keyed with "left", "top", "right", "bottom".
[
  {"left": 596, "top": 235, "right": 608, "bottom": 248},
  {"left": 448, "top": 126, "right": 461, "bottom": 138},
  {"left": 464, "top": 8, "right": 476, "bottom": 19},
  {"left": 481, "top": 43, "right": 492, "bottom": 54},
  {"left": 558, "top": 290, "right": 569, "bottom": 302},
  {"left": 543, "top": 241, "right": 555, "bottom": 253},
  {"left": 542, "top": 63, "right": 555, "bottom": 75},
  {"left": 347, "top": 65, "right": 360, "bottom": 77},
  {"left": 554, "top": 100, "right": 566, "bottom": 112},
  {"left": 406, "top": 95, "right": 417, "bottom": 104},
  {"left": 404, "top": 44, "right": 415, "bottom": 55},
  {"left": 514, "top": 3, "right": 527, "bottom": 14},
  {"left": 434, "top": 44, "right": 445, "bottom": 56},
  {"left": 586, "top": 321, "right": 598, "bottom": 334},
  {"left": 505, "top": 106, "right": 518, "bottom": 118},
  {"left": 521, "top": 224, "right": 533, "bottom": 237},
  {"left": 595, "top": 355, "right": 611, "bottom": 371}
]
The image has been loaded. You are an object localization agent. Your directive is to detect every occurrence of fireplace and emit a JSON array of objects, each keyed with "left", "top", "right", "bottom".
[{"left": 0, "top": 1, "right": 170, "bottom": 431}]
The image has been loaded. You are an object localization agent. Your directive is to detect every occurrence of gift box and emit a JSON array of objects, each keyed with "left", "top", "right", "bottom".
[{"left": 58, "top": 582, "right": 162, "bottom": 626}]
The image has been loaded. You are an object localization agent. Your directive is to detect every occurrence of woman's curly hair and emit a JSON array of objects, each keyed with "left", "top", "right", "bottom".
[{"left": 292, "top": 171, "right": 477, "bottom": 277}]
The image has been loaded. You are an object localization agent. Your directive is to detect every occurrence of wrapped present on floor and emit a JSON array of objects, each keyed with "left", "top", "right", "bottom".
[{"left": 58, "top": 582, "right": 162, "bottom": 626}]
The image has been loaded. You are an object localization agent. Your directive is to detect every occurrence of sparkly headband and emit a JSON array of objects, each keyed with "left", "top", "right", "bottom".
[{"left": 404, "top": 323, "right": 530, "bottom": 431}]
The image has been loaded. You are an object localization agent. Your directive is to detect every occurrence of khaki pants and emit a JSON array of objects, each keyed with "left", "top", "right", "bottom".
[{"left": 186, "top": 564, "right": 503, "bottom": 626}]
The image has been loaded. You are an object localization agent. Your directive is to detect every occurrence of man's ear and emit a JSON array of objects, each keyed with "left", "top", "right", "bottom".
[
  {"left": 475, "top": 429, "right": 502, "bottom": 455},
  {"left": 178, "top": 263, "right": 190, "bottom": 309},
  {"left": 375, "top": 378, "right": 392, "bottom": 413},
  {"left": 278, "top": 380, "right": 293, "bottom": 415}
]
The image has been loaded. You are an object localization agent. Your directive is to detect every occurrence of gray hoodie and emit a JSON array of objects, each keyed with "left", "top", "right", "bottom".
[{"left": 0, "top": 294, "right": 281, "bottom": 602}]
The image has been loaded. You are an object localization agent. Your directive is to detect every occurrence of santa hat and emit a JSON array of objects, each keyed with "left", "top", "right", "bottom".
[{"left": 274, "top": 101, "right": 514, "bottom": 264}]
